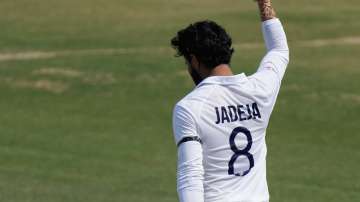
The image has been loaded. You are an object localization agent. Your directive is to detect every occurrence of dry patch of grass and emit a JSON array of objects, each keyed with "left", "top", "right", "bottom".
[
  {"left": 0, "top": 77, "right": 69, "bottom": 94},
  {"left": 33, "top": 68, "right": 83, "bottom": 78},
  {"left": 0, "top": 52, "right": 57, "bottom": 61},
  {"left": 340, "top": 93, "right": 360, "bottom": 104},
  {"left": 33, "top": 67, "right": 117, "bottom": 85},
  {"left": 299, "top": 36, "right": 360, "bottom": 47},
  {"left": 0, "top": 67, "right": 117, "bottom": 93}
]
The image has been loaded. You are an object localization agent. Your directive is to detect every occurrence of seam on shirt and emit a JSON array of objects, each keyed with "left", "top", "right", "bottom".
[{"left": 196, "top": 85, "right": 218, "bottom": 140}]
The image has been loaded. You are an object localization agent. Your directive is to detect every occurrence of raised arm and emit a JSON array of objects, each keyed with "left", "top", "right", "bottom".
[
  {"left": 252, "top": 0, "right": 289, "bottom": 89},
  {"left": 257, "top": 0, "right": 288, "bottom": 53}
]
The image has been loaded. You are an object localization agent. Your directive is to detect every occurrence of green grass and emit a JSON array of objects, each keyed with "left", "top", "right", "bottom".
[{"left": 0, "top": 0, "right": 359, "bottom": 201}]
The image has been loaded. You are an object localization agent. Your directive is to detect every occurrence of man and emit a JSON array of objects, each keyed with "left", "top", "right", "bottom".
[{"left": 171, "top": 0, "right": 289, "bottom": 201}]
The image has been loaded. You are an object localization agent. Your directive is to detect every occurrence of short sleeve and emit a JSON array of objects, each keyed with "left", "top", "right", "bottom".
[{"left": 172, "top": 104, "right": 199, "bottom": 145}]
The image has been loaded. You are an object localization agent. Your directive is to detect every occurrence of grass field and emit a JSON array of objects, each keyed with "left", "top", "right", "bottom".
[{"left": 0, "top": 0, "right": 359, "bottom": 201}]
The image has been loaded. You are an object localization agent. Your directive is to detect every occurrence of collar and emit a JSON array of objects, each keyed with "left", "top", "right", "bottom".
[{"left": 196, "top": 73, "right": 247, "bottom": 88}]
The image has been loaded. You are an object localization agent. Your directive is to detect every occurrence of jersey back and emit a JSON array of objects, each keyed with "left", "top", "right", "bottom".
[
  {"left": 173, "top": 18, "right": 289, "bottom": 202},
  {"left": 175, "top": 72, "right": 280, "bottom": 202}
]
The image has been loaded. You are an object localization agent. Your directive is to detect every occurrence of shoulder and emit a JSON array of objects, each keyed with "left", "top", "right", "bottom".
[
  {"left": 172, "top": 92, "right": 204, "bottom": 144},
  {"left": 174, "top": 85, "right": 217, "bottom": 117},
  {"left": 246, "top": 71, "right": 280, "bottom": 99}
]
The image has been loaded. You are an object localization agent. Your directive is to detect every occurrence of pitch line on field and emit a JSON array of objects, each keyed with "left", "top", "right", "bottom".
[
  {"left": 299, "top": 36, "right": 360, "bottom": 47},
  {"left": 0, "top": 36, "right": 359, "bottom": 62}
]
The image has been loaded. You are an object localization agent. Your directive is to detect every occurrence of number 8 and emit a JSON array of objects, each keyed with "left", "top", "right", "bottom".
[{"left": 228, "top": 126, "right": 254, "bottom": 176}]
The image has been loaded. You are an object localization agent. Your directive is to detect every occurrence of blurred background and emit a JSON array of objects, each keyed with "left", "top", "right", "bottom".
[{"left": 0, "top": 0, "right": 359, "bottom": 201}]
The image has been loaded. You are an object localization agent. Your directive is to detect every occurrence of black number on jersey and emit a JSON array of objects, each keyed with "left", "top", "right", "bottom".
[{"left": 228, "top": 126, "right": 254, "bottom": 176}]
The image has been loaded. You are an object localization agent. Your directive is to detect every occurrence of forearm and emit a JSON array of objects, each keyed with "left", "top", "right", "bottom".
[
  {"left": 256, "top": 0, "right": 276, "bottom": 21},
  {"left": 177, "top": 142, "right": 204, "bottom": 202},
  {"left": 262, "top": 19, "right": 288, "bottom": 52}
]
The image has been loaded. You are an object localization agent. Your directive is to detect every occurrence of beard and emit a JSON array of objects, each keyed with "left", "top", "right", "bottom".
[{"left": 189, "top": 66, "right": 203, "bottom": 86}]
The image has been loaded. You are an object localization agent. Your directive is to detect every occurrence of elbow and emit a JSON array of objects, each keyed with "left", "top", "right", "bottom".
[
  {"left": 282, "top": 48, "right": 290, "bottom": 65},
  {"left": 282, "top": 42, "right": 290, "bottom": 58},
  {"left": 177, "top": 163, "right": 204, "bottom": 193},
  {"left": 268, "top": 47, "right": 290, "bottom": 65},
  {"left": 276, "top": 44, "right": 290, "bottom": 65},
  {"left": 177, "top": 183, "right": 204, "bottom": 195},
  {"left": 281, "top": 41, "right": 290, "bottom": 62},
  {"left": 274, "top": 42, "right": 289, "bottom": 55},
  {"left": 268, "top": 42, "right": 289, "bottom": 61},
  {"left": 286, "top": 48, "right": 290, "bottom": 64}
]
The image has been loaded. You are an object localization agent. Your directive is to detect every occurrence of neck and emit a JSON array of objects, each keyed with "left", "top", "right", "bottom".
[{"left": 209, "top": 64, "right": 233, "bottom": 77}]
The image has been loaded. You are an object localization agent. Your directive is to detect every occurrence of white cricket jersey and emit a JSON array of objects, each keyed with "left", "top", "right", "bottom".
[{"left": 173, "top": 18, "right": 289, "bottom": 202}]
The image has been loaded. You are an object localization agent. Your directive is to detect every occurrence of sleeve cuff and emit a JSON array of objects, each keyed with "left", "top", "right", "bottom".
[{"left": 262, "top": 18, "right": 280, "bottom": 27}]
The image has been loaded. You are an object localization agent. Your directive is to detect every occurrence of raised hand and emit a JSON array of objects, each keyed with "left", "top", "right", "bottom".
[{"left": 255, "top": 0, "right": 277, "bottom": 21}]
